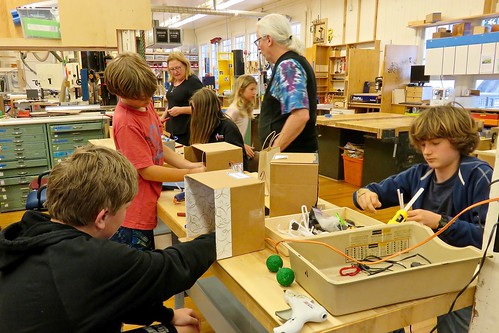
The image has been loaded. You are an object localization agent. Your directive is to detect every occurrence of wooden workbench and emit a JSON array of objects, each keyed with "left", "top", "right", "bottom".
[
  {"left": 316, "top": 113, "right": 424, "bottom": 185},
  {"left": 88, "top": 138, "right": 474, "bottom": 332},
  {"left": 156, "top": 189, "right": 475, "bottom": 333}
]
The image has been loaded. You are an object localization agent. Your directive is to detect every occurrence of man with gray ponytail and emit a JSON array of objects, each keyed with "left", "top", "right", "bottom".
[{"left": 256, "top": 13, "right": 318, "bottom": 153}]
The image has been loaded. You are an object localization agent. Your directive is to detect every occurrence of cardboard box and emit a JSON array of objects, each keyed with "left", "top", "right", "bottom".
[
  {"left": 269, "top": 153, "right": 318, "bottom": 217},
  {"left": 425, "top": 12, "right": 441, "bottom": 23},
  {"left": 473, "top": 26, "right": 490, "bottom": 35},
  {"left": 184, "top": 142, "right": 243, "bottom": 171},
  {"left": 185, "top": 170, "right": 265, "bottom": 259},
  {"left": 265, "top": 207, "right": 384, "bottom": 255},
  {"left": 452, "top": 22, "right": 472, "bottom": 36},
  {"left": 432, "top": 31, "right": 453, "bottom": 39},
  {"left": 284, "top": 222, "right": 482, "bottom": 316}
]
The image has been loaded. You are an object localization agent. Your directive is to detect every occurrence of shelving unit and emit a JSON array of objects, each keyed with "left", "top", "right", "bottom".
[
  {"left": 306, "top": 41, "right": 380, "bottom": 109},
  {"left": 305, "top": 44, "right": 329, "bottom": 103}
]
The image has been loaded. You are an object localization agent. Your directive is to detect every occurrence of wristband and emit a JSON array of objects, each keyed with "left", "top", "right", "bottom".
[{"left": 438, "top": 215, "right": 449, "bottom": 230}]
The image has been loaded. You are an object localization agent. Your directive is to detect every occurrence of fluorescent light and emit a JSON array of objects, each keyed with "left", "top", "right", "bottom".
[
  {"left": 167, "top": 0, "right": 244, "bottom": 28},
  {"left": 217, "top": 0, "right": 244, "bottom": 10},
  {"left": 170, "top": 14, "right": 206, "bottom": 28}
]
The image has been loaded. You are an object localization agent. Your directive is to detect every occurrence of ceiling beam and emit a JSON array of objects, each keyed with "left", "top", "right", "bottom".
[{"left": 151, "top": 5, "right": 265, "bottom": 17}]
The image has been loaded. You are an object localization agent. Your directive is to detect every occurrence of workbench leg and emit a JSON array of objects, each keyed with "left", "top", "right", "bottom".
[{"left": 170, "top": 232, "right": 186, "bottom": 309}]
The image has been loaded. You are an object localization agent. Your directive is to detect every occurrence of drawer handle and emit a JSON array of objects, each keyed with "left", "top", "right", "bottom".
[
  {"left": 20, "top": 187, "right": 30, "bottom": 191},
  {"left": 13, "top": 140, "right": 24, "bottom": 143},
  {"left": 72, "top": 132, "right": 81, "bottom": 135},
  {"left": 72, "top": 126, "right": 83, "bottom": 129},
  {"left": 73, "top": 138, "right": 84, "bottom": 142},
  {"left": 14, "top": 148, "right": 24, "bottom": 151},
  {"left": 12, "top": 131, "right": 22, "bottom": 135},
  {"left": 21, "top": 194, "right": 28, "bottom": 199},
  {"left": 18, "top": 172, "right": 28, "bottom": 175},
  {"left": 15, "top": 156, "right": 26, "bottom": 160}
]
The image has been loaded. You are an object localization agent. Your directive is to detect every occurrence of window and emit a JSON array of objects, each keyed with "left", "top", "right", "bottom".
[
  {"left": 291, "top": 22, "right": 301, "bottom": 38},
  {"left": 211, "top": 43, "right": 219, "bottom": 87},
  {"left": 234, "top": 35, "right": 245, "bottom": 51},
  {"left": 200, "top": 44, "right": 208, "bottom": 77},
  {"left": 476, "top": 80, "right": 499, "bottom": 108},
  {"left": 222, "top": 39, "right": 231, "bottom": 52},
  {"left": 248, "top": 32, "right": 258, "bottom": 61}
]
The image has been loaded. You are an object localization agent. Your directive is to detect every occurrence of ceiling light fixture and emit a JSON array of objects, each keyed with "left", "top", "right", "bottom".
[{"left": 152, "top": 0, "right": 262, "bottom": 28}]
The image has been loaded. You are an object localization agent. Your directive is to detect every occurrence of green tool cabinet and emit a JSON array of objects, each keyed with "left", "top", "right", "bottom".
[
  {"left": 0, "top": 118, "right": 106, "bottom": 212},
  {"left": 48, "top": 121, "right": 105, "bottom": 166}
]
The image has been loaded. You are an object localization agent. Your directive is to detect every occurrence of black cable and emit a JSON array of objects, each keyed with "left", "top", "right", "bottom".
[{"left": 428, "top": 221, "right": 499, "bottom": 333}]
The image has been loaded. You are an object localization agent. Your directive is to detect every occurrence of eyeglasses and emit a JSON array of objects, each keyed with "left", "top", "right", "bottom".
[
  {"left": 253, "top": 35, "right": 267, "bottom": 47},
  {"left": 168, "top": 66, "right": 183, "bottom": 72}
]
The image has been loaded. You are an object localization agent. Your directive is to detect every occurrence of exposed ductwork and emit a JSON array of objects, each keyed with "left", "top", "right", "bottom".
[{"left": 151, "top": 5, "right": 265, "bottom": 17}]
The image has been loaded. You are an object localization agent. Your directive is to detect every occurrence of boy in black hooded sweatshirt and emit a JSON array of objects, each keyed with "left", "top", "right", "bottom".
[{"left": 0, "top": 145, "right": 216, "bottom": 333}]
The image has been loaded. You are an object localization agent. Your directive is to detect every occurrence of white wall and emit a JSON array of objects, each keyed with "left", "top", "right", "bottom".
[{"left": 183, "top": 0, "right": 486, "bottom": 59}]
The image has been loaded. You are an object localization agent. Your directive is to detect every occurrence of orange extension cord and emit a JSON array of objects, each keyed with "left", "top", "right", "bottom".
[{"left": 265, "top": 197, "right": 499, "bottom": 266}]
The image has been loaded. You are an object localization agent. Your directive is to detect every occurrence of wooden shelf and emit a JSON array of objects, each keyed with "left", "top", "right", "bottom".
[{"left": 408, "top": 12, "right": 499, "bottom": 29}]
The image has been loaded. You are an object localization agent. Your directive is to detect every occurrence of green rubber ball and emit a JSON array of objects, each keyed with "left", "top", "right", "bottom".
[
  {"left": 276, "top": 267, "right": 295, "bottom": 287},
  {"left": 266, "top": 254, "right": 283, "bottom": 272}
]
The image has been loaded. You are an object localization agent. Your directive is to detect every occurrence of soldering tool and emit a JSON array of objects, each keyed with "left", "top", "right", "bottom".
[{"left": 388, "top": 187, "right": 424, "bottom": 224}]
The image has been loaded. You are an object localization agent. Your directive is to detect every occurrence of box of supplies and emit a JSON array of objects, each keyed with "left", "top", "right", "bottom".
[
  {"left": 284, "top": 222, "right": 482, "bottom": 316},
  {"left": 265, "top": 207, "right": 384, "bottom": 255}
]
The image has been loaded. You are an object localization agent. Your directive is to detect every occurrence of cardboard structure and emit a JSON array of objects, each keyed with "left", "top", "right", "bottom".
[
  {"left": 185, "top": 170, "right": 265, "bottom": 259},
  {"left": 269, "top": 153, "right": 319, "bottom": 217},
  {"left": 184, "top": 142, "right": 243, "bottom": 171}
]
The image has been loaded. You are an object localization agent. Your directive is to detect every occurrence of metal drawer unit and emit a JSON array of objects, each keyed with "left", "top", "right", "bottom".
[
  {"left": 48, "top": 121, "right": 105, "bottom": 166},
  {"left": 0, "top": 124, "right": 50, "bottom": 212}
]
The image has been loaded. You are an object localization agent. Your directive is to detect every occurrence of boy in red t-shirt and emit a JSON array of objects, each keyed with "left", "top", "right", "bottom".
[{"left": 104, "top": 52, "right": 205, "bottom": 251}]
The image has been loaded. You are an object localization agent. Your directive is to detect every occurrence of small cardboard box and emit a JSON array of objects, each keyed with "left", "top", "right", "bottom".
[
  {"left": 185, "top": 170, "right": 265, "bottom": 259},
  {"left": 425, "top": 12, "right": 441, "bottom": 23},
  {"left": 269, "top": 153, "right": 319, "bottom": 217},
  {"left": 284, "top": 222, "right": 482, "bottom": 316},
  {"left": 184, "top": 142, "right": 243, "bottom": 171},
  {"left": 473, "top": 25, "right": 490, "bottom": 35},
  {"left": 452, "top": 22, "right": 472, "bottom": 36},
  {"left": 432, "top": 31, "right": 453, "bottom": 39}
]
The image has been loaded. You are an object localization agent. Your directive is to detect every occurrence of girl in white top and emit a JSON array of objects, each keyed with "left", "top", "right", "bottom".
[{"left": 225, "top": 74, "right": 258, "bottom": 158}]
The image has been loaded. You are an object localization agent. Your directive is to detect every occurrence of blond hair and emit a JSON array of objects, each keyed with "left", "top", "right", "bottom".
[
  {"left": 104, "top": 52, "right": 158, "bottom": 100},
  {"left": 256, "top": 13, "right": 304, "bottom": 55},
  {"left": 229, "top": 74, "right": 257, "bottom": 118},
  {"left": 46, "top": 145, "right": 138, "bottom": 227},
  {"left": 409, "top": 105, "right": 479, "bottom": 155},
  {"left": 167, "top": 51, "right": 193, "bottom": 82},
  {"left": 189, "top": 88, "right": 226, "bottom": 144}
]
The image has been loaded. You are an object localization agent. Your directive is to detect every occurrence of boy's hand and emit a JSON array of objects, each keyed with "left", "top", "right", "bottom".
[
  {"left": 189, "top": 165, "right": 206, "bottom": 174},
  {"left": 406, "top": 209, "right": 440, "bottom": 229},
  {"left": 356, "top": 189, "right": 381, "bottom": 213},
  {"left": 172, "top": 308, "right": 201, "bottom": 333}
]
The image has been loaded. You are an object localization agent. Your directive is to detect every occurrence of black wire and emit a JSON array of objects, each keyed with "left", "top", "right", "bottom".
[
  {"left": 428, "top": 221, "right": 499, "bottom": 333},
  {"left": 490, "top": 179, "right": 499, "bottom": 187}
]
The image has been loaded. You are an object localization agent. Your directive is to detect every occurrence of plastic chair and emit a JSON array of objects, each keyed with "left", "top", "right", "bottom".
[{"left": 26, "top": 170, "right": 50, "bottom": 211}]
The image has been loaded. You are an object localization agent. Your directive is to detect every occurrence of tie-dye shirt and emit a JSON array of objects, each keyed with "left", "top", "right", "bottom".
[{"left": 269, "top": 59, "right": 310, "bottom": 115}]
